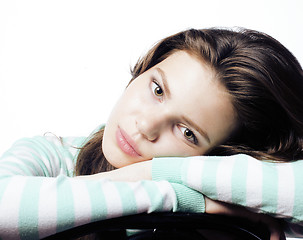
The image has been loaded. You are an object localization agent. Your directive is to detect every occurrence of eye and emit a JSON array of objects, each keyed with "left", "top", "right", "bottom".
[
  {"left": 179, "top": 125, "right": 198, "bottom": 144},
  {"left": 151, "top": 81, "right": 163, "bottom": 97}
]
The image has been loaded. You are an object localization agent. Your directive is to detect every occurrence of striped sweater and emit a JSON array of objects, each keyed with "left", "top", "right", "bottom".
[
  {"left": 0, "top": 135, "right": 203, "bottom": 240},
  {"left": 1, "top": 134, "right": 303, "bottom": 238},
  {"left": 152, "top": 156, "right": 303, "bottom": 237}
]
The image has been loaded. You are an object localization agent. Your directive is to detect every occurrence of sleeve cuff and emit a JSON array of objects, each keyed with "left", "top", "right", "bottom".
[{"left": 171, "top": 183, "right": 205, "bottom": 213}]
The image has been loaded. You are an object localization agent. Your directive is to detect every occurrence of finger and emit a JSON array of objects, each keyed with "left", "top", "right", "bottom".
[
  {"left": 269, "top": 226, "right": 285, "bottom": 240},
  {"left": 270, "top": 231, "right": 280, "bottom": 240}
]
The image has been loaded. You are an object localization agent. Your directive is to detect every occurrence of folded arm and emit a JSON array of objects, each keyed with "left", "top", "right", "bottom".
[
  {"left": 0, "top": 137, "right": 204, "bottom": 239},
  {"left": 96, "top": 154, "right": 303, "bottom": 238}
]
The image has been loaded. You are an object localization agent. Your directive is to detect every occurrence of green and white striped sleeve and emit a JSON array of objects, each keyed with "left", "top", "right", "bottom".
[
  {"left": 152, "top": 154, "right": 303, "bottom": 237},
  {"left": 0, "top": 136, "right": 204, "bottom": 240}
]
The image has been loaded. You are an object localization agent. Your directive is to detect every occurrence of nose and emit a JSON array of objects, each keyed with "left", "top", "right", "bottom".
[{"left": 136, "top": 109, "right": 169, "bottom": 142}]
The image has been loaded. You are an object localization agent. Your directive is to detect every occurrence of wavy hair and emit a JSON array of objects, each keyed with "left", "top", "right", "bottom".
[{"left": 76, "top": 28, "right": 303, "bottom": 177}]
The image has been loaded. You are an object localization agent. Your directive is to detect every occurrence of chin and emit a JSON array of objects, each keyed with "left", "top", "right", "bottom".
[
  {"left": 102, "top": 144, "right": 128, "bottom": 169},
  {"left": 102, "top": 144, "right": 118, "bottom": 169}
]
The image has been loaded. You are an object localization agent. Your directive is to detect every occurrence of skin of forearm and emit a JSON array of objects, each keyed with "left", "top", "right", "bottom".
[{"left": 77, "top": 160, "right": 152, "bottom": 181}]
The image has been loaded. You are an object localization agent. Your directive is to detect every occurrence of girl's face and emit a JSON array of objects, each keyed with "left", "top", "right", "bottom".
[{"left": 103, "top": 51, "right": 238, "bottom": 168}]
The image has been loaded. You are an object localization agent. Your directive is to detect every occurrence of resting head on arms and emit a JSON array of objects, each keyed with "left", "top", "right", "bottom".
[
  {"left": 75, "top": 28, "right": 303, "bottom": 240},
  {"left": 76, "top": 27, "right": 303, "bottom": 176}
]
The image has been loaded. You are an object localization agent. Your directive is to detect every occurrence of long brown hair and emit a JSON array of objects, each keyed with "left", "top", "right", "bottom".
[{"left": 76, "top": 27, "right": 303, "bottom": 177}]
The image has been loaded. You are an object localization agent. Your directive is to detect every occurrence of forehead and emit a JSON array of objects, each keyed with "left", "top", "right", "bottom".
[
  {"left": 157, "top": 51, "right": 216, "bottom": 87},
  {"left": 156, "top": 51, "right": 227, "bottom": 102},
  {"left": 155, "top": 51, "right": 237, "bottom": 146}
]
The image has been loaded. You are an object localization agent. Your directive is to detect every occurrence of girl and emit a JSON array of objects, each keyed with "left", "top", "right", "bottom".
[
  {"left": 0, "top": 28, "right": 302, "bottom": 239},
  {"left": 78, "top": 28, "right": 303, "bottom": 239}
]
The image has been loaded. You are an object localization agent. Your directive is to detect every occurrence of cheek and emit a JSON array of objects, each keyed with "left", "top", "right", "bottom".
[
  {"left": 109, "top": 92, "right": 141, "bottom": 119},
  {"left": 154, "top": 137, "right": 204, "bottom": 158},
  {"left": 121, "top": 86, "right": 149, "bottom": 112},
  {"left": 101, "top": 131, "right": 115, "bottom": 163}
]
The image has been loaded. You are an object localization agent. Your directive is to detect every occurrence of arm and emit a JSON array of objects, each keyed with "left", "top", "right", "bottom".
[
  {"left": 0, "top": 136, "right": 204, "bottom": 240},
  {"left": 152, "top": 154, "right": 303, "bottom": 237},
  {"left": 152, "top": 155, "right": 302, "bottom": 220},
  {"left": 94, "top": 160, "right": 286, "bottom": 240},
  {"left": 93, "top": 154, "right": 297, "bottom": 220}
]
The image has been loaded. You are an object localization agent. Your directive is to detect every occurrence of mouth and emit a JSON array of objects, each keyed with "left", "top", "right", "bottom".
[{"left": 116, "top": 127, "right": 142, "bottom": 157}]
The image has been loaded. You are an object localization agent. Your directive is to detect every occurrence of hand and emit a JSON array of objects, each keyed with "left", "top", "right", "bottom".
[{"left": 204, "top": 196, "right": 285, "bottom": 240}]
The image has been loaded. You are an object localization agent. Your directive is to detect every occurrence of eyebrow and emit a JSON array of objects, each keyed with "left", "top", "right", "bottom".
[
  {"left": 181, "top": 116, "right": 211, "bottom": 145},
  {"left": 155, "top": 67, "right": 171, "bottom": 98}
]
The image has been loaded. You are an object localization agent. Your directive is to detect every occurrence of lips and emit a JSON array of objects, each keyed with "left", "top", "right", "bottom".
[{"left": 116, "top": 127, "right": 142, "bottom": 157}]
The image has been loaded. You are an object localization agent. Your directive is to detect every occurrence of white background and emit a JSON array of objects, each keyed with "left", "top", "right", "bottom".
[
  {"left": 0, "top": 0, "right": 302, "bottom": 157},
  {"left": 0, "top": 1, "right": 302, "bottom": 239}
]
